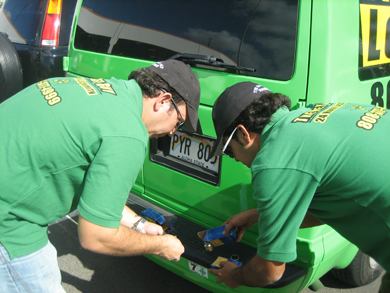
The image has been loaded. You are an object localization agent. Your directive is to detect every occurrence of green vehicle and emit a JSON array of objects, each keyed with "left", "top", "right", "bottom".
[{"left": 64, "top": 0, "right": 387, "bottom": 292}]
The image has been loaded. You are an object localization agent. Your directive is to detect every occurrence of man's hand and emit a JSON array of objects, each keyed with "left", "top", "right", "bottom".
[
  {"left": 223, "top": 208, "right": 259, "bottom": 241},
  {"left": 78, "top": 212, "right": 184, "bottom": 260},
  {"left": 121, "top": 206, "right": 164, "bottom": 235},
  {"left": 139, "top": 221, "right": 164, "bottom": 235},
  {"left": 156, "top": 234, "right": 185, "bottom": 261},
  {"left": 210, "top": 254, "right": 285, "bottom": 288},
  {"left": 209, "top": 261, "right": 241, "bottom": 288}
]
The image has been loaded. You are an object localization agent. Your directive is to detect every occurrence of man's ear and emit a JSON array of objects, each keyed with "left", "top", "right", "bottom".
[
  {"left": 237, "top": 124, "right": 260, "bottom": 148},
  {"left": 154, "top": 91, "right": 172, "bottom": 111},
  {"left": 236, "top": 124, "right": 251, "bottom": 145}
]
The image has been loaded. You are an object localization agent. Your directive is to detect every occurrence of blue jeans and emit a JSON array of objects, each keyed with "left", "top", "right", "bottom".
[{"left": 0, "top": 241, "right": 65, "bottom": 293}]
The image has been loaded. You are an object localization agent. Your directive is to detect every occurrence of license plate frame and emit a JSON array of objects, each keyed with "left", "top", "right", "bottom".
[
  {"left": 149, "top": 132, "right": 221, "bottom": 186},
  {"left": 169, "top": 130, "right": 219, "bottom": 174}
]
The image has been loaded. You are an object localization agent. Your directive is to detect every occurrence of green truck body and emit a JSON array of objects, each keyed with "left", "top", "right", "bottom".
[{"left": 65, "top": 1, "right": 388, "bottom": 291}]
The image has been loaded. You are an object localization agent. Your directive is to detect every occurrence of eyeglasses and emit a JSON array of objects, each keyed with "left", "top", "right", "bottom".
[
  {"left": 159, "top": 88, "right": 185, "bottom": 129},
  {"left": 221, "top": 127, "right": 238, "bottom": 158},
  {"left": 170, "top": 98, "right": 185, "bottom": 129}
]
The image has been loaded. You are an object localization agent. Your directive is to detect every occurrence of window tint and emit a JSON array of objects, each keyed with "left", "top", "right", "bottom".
[
  {"left": 59, "top": 0, "right": 77, "bottom": 46},
  {"left": 4, "top": 0, "right": 77, "bottom": 47},
  {"left": 4, "top": 0, "right": 43, "bottom": 45},
  {"left": 75, "top": 0, "right": 299, "bottom": 80}
]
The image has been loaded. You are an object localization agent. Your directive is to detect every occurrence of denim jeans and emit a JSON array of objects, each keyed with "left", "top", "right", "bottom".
[{"left": 0, "top": 241, "right": 65, "bottom": 293}]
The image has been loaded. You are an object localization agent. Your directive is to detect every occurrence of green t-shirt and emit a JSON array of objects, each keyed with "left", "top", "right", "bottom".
[
  {"left": 251, "top": 103, "right": 390, "bottom": 271},
  {"left": 0, "top": 77, "right": 148, "bottom": 259}
]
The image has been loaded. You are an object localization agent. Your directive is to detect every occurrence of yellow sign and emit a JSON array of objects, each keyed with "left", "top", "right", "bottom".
[{"left": 361, "top": 3, "right": 390, "bottom": 67}]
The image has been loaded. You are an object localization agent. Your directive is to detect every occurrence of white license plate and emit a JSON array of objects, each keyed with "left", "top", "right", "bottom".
[
  {"left": 188, "top": 261, "right": 209, "bottom": 278},
  {"left": 170, "top": 131, "right": 219, "bottom": 173}
]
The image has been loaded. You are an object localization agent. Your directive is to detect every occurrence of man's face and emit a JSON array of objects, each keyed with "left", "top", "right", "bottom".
[
  {"left": 148, "top": 99, "right": 187, "bottom": 139},
  {"left": 222, "top": 127, "right": 260, "bottom": 168},
  {"left": 223, "top": 139, "right": 251, "bottom": 168}
]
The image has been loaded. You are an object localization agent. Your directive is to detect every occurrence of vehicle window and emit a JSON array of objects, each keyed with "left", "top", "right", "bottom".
[
  {"left": 59, "top": 0, "right": 77, "bottom": 46},
  {"left": 4, "top": 0, "right": 43, "bottom": 45},
  {"left": 75, "top": 0, "right": 299, "bottom": 81}
]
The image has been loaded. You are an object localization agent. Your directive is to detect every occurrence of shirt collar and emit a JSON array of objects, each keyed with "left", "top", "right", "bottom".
[{"left": 260, "top": 106, "right": 290, "bottom": 141}]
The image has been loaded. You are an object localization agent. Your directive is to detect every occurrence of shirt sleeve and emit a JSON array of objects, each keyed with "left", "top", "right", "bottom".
[
  {"left": 78, "top": 136, "right": 146, "bottom": 228},
  {"left": 252, "top": 168, "right": 319, "bottom": 262}
]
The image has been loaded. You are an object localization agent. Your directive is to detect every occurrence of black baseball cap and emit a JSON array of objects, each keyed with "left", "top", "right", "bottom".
[
  {"left": 148, "top": 60, "right": 202, "bottom": 134},
  {"left": 208, "top": 82, "right": 271, "bottom": 160}
]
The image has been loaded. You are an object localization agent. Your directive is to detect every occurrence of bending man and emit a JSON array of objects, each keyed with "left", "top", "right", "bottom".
[
  {"left": 0, "top": 60, "right": 201, "bottom": 292},
  {"left": 208, "top": 82, "right": 389, "bottom": 292}
]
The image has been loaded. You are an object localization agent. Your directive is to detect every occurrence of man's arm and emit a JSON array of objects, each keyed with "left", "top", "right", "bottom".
[
  {"left": 120, "top": 205, "right": 143, "bottom": 228},
  {"left": 210, "top": 254, "right": 285, "bottom": 288},
  {"left": 300, "top": 212, "right": 324, "bottom": 228},
  {"left": 120, "top": 205, "right": 164, "bottom": 235},
  {"left": 78, "top": 213, "right": 184, "bottom": 261},
  {"left": 223, "top": 208, "right": 259, "bottom": 241}
]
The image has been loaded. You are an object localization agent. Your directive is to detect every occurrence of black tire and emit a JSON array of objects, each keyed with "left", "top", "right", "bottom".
[
  {"left": 331, "top": 250, "right": 384, "bottom": 287},
  {"left": 0, "top": 32, "right": 23, "bottom": 103}
]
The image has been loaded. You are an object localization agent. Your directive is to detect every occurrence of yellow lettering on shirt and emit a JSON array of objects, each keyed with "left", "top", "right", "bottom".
[
  {"left": 36, "top": 80, "right": 61, "bottom": 106},
  {"left": 95, "top": 83, "right": 116, "bottom": 95},
  {"left": 314, "top": 103, "right": 346, "bottom": 123},
  {"left": 89, "top": 78, "right": 106, "bottom": 83},
  {"left": 75, "top": 78, "right": 98, "bottom": 96},
  {"left": 356, "top": 106, "right": 387, "bottom": 130},
  {"left": 89, "top": 78, "right": 117, "bottom": 96},
  {"left": 292, "top": 104, "right": 329, "bottom": 123}
]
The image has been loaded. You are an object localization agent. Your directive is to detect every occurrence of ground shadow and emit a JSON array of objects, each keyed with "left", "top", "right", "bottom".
[{"left": 48, "top": 212, "right": 211, "bottom": 293}]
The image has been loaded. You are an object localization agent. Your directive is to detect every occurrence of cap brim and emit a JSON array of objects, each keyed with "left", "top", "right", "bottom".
[
  {"left": 208, "top": 135, "right": 223, "bottom": 161},
  {"left": 181, "top": 104, "right": 202, "bottom": 134}
]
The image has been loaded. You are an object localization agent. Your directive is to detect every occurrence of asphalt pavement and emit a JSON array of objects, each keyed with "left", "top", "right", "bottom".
[{"left": 48, "top": 211, "right": 384, "bottom": 293}]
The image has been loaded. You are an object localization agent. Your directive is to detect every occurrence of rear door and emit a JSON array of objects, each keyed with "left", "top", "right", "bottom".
[
  {"left": 66, "top": 0, "right": 312, "bottom": 231},
  {"left": 142, "top": 0, "right": 312, "bottom": 232}
]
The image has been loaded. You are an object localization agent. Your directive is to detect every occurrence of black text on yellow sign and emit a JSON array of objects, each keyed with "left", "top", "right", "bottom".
[{"left": 361, "top": 3, "right": 390, "bottom": 67}]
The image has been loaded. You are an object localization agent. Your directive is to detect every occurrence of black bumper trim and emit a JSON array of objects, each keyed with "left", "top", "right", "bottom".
[{"left": 126, "top": 193, "right": 306, "bottom": 289}]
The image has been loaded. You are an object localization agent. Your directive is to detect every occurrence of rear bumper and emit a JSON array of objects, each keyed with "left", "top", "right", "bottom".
[
  {"left": 127, "top": 193, "right": 306, "bottom": 292},
  {"left": 13, "top": 44, "right": 68, "bottom": 87}
]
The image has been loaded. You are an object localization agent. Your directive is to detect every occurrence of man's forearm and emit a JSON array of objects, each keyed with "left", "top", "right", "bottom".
[
  {"left": 120, "top": 205, "right": 143, "bottom": 229},
  {"left": 78, "top": 215, "right": 166, "bottom": 256},
  {"left": 247, "top": 208, "right": 260, "bottom": 224}
]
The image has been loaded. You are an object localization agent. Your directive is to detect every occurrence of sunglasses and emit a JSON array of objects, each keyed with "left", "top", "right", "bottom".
[
  {"left": 221, "top": 126, "right": 238, "bottom": 158},
  {"left": 159, "top": 88, "right": 185, "bottom": 130}
]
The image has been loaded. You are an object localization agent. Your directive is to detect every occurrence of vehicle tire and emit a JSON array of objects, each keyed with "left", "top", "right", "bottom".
[
  {"left": 0, "top": 32, "right": 23, "bottom": 103},
  {"left": 331, "top": 250, "right": 384, "bottom": 287}
]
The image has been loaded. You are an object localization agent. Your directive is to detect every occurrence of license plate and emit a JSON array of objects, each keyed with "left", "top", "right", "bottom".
[
  {"left": 188, "top": 261, "right": 209, "bottom": 278},
  {"left": 170, "top": 131, "right": 219, "bottom": 173}
]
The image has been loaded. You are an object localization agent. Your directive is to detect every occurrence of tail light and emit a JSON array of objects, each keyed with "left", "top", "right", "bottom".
[{"left": 41, "top": 0, "right": 62, "bottom": 46}]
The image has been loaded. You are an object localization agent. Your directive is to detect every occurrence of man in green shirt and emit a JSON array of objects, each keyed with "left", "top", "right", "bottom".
[
  {"left": 208, "top": 82, "right": 390, "bottom": 292},
  {"left": 0, "top": 60, "right": 201, "bottom": 292}
]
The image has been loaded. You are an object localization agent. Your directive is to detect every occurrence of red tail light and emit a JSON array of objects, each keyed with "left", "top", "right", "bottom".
[{"left": 41, "top": 0, "right": 62, "bottom": 46}]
